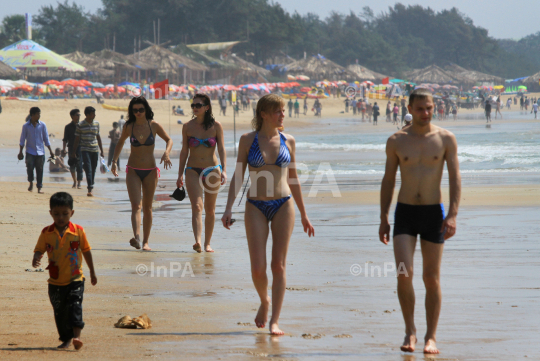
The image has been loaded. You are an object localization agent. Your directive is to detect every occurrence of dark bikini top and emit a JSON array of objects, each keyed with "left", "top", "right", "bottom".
[
  {"left": 130, "top": 121, "right": 155, "bottom": 147},
  {"left": 188, "top": 136, "right": 217, "bottom": 148},
  {"left": 247, "top": 132, "right": 291, "bottom": 168}
]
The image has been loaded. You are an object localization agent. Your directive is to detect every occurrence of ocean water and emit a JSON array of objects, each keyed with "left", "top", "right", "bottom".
[{"left": 289, "top": 119, "right": 540, "bottom": 181}]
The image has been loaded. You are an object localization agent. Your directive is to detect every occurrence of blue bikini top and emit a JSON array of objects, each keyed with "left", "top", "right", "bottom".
[
  {"left": 247, "top": 132, "right": 291, "bottom": 168},
  {"left": 130, "top": 121, "right": 155, "bottom": 147}
]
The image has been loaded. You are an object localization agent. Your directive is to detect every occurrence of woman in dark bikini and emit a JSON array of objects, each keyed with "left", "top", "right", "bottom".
[
  {"left": 177, "top": 93, "right": 226, "bottom": 253},
  {"left": 221, "top": 94, "right": 314, "bottom": 335},
  {"left": 111, "top": 97, "right": 173, "bottom": 251}
]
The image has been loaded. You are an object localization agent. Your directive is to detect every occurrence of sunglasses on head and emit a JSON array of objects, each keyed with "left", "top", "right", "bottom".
[
  {"left": 133, "top": 107, "right": 146, "bottom": 113},
  {"left": 191, "top": 103, "right": 206, "bottom": 109}
]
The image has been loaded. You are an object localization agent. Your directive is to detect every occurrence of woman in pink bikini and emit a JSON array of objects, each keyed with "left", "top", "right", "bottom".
[
  {"left": 176, "top": 93, "right": 226, "bottom": 253},
  {"left": 111, "top": 97, "right": 173, "bottom": 251}
]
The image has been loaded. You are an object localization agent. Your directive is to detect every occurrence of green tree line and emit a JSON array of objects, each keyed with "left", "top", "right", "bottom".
[{"left": 0, "top": 0, "right": 537, "bottom": 78}]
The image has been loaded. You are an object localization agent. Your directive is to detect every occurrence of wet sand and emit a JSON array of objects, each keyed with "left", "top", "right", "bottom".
[{"left": 1, "top": 96, "right": 540, "bottom": 360}]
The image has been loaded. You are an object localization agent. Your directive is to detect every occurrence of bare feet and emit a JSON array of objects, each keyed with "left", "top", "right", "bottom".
[
  {"left": 142, "top": 242, "right": 151, "bottom": 251},
  {"left": 255, "top": 296, "right": 270, "bottom": 328},
  {"left": 87, "top": 192, "right": 93, "bottom": 197},
  {"left": 204, "top": 245, "right": 214, "bottom": 252},
  {"left": 37, "top": 188, "right": 44, "bottom": 194},
  {"left": 193, "top": 243, "right": 202, "bottom": 253},
  {"left": 424, "top": 338, "right": 439, "bottom": 354},
  {"left": 72, "top": 182, "right": 76, "bottom": 189},
  {"left": 73, "top": 338, "right": 83, "bottom": 350},
  {"left": 129, "top": 238, "right": 141, "bottom": 250},
  {"left": 400, "top": 334, "right": 417, "bottom": 352},
  {"left": 57, "top": 339, "right": 72, "bottom": 349},
  {"left": 269, "top": 320, "right": 284, "bottom": 336},
  {"left": 28, "top": 182, "right": 33, "bottom": 192},
  {"left": 77, "top": 182, "right": 82, "bottom": 189}
]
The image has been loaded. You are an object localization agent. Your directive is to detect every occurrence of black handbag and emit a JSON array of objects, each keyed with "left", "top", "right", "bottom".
[{"left": 169, "top": 187, "right": 186, "bottom": 201}]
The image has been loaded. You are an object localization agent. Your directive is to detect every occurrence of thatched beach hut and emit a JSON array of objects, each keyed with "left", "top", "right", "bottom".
[
  {"left": 0, "top": 60, "right": 18, "bottom": 77},
  {"left": 403, "top": 65, "right": 461, "bottom": 84},
  {"left": 284, "top": 55, "right": 355, "bottom": 81},
  {"left": 131, "top": 44, "right": 208, "bottom": 84},
  {"left": 347, "top": 64, "right": 387, "bottom": 81},
  {"left": 63, "top": 51, "right": 115, "bottom": 77},
  {"left": 183, "top": 41, "right": 269, "bottom": 84},
  {"left": 443, "top": 63, "right": 504, "bottom": 84}
]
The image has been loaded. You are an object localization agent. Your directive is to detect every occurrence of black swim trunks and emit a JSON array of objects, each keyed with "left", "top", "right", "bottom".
[{"left": 393, "top": 202, "right": 446, "bottom": 243}]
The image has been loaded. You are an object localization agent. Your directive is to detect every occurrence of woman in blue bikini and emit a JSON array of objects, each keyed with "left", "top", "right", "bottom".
[
  {"left": 177, "top": 93, "right": 226, "bottom": 253},
  {"left": 221, "top": 94, "right": 314, "bottom": 335},
  {"left": 111, "top": 97, "right": 173, "bottom": 251}
]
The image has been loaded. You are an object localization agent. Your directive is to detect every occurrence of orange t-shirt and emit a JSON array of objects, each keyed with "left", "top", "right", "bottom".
[{"left": 34, "top": 222, "right": 91, "bottom": 286}]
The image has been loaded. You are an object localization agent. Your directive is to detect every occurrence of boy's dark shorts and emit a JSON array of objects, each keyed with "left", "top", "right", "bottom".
[
  {"left": 48, "top": 280, "right": 85, "bottom": 342},
  {"left": 393, "top": 202, "right": 446, "bottom": 244}
]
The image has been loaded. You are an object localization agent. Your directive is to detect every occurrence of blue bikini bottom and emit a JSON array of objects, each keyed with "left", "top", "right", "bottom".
[
  {"left": 247, "top": 195, "right": 291, "bottom": 221},
  {"left": 185, "top": 164, "right": 222, "bottom": 181}
]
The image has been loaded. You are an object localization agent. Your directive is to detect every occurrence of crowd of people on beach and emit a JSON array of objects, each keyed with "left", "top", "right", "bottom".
[{"left": 21, "top": 90, "right": 460, "bottom": 355}]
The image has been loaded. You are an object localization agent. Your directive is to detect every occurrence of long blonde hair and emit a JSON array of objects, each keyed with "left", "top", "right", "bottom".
[{"left": 252, "top": 94, "right": 285, "bottom": 131}]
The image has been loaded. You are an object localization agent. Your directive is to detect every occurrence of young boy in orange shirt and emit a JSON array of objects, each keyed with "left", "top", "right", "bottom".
[{"left": 32, "top": 192, "right": 97, "bottom": 350}]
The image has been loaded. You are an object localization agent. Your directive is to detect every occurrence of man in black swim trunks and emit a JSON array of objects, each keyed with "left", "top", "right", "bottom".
[{"left": 379, "top": 88, "right": 461, "bottom": 355}]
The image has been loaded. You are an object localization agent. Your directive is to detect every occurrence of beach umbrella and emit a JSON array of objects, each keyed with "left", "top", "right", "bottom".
[
  {"left": 91, "top": 82, "right": 105, "bottom": 88},
  {"left": 43, "top": 80, "right": 61, "bottom": 85},
  {"left": 287, "top": 74, "right": 296, "bottom": 80},
  {"left": 0, "top": 40, "right": 85, "bottom": 72},
  {"left": 362, "top": 81, "right": 375, "bottom": 85},
  {"left": 241, "top": 84, "right": 259, "bottom": 90}
]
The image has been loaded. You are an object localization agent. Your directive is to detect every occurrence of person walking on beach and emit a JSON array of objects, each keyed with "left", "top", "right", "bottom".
[
  {"left": 177, "top": 93, "right": 226, "bottom": 253},
  {"left": 294, "top": 98, "right": 300, "bottom": 118},
  {"left": 71, "top": 107, "right": 104, "bottom": 197},
  {"left": 344, "top": 97, "right": 349, "bottom": 113},
  {"left": 288, "top": 98, "right": 294, "bottom": 118},
  {"left": 401, "top": 103, "right": 408, "bottom": 125},
  {"left": 373, "top": 102, "right": 380, "bottom": 125},
  {"left": 303, "top": 98, "right": 308, "bottom": 115},
  {"left": 533, "top": 102, "right": 538, "bottom": 119},
  {"left": 18, "top": 107, "right": 54, "bottom": 194},
  {"left": 484, "top": 100, "right": 492, "bottom": 123},
  {"left": 451, "top": 103, "right": 458, "bottom": 121},
  {"left": 220, "top": 96, "right": 227, "bottom": 116},
  {"left": 221, "top": 94, "right": 314, "bottom": 335},
  {"left": 252, "top": 98, "right": 257, "bottom": 117},
  {"left": 495, "top": 97, "right": 502, "bottom": 119},
  {"left": 111, "top": 97, "right": 172, "bottom": 251},
  {"left": 108, "top": 122, "right": 120, "bottom": 169},
  {"left": 62, "top": 109, "right": 84, "bottom": 189},
  {"left": 351, "top": 98, "right": 357, "bottom": 115},
  {"left": 32, "top": 192, "right": 97, "bottom": 350},
  {"left": 393, "top": 103, "right": 399, "bottom": 125},
  {"left": 379, "top": 89, "right": 461, "bottom": 355},
  {"left": 386, "top": 101, "right": 392, "bottom": 122},
  {"left": 118, "top": 115, "right": 125, "bottom": 132},
  {"left": 506, "top": 98, "right": 511, "bottom": 110}
]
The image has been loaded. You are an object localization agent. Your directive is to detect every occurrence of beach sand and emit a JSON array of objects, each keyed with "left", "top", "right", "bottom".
[{"left": 1, "top": 95, "right": 539, "bottom": 360}]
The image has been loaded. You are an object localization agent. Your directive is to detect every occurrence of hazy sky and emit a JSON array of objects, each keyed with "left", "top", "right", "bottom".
[{"left": 1, "top": 0, "right": 538, "bottom": 39}]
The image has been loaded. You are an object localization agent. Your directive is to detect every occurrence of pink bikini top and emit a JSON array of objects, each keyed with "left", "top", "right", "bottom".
[{"left": 188, "top": 136, "right": 217, "bottom": 148}]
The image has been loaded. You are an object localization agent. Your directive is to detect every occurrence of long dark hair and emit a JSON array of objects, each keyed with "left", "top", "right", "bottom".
[
  {"left": 126, "top": 96, "right": 154, "bottom": 126},
  {"left": 192, "top": 93, "right": 215, "bottom": 130}
]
